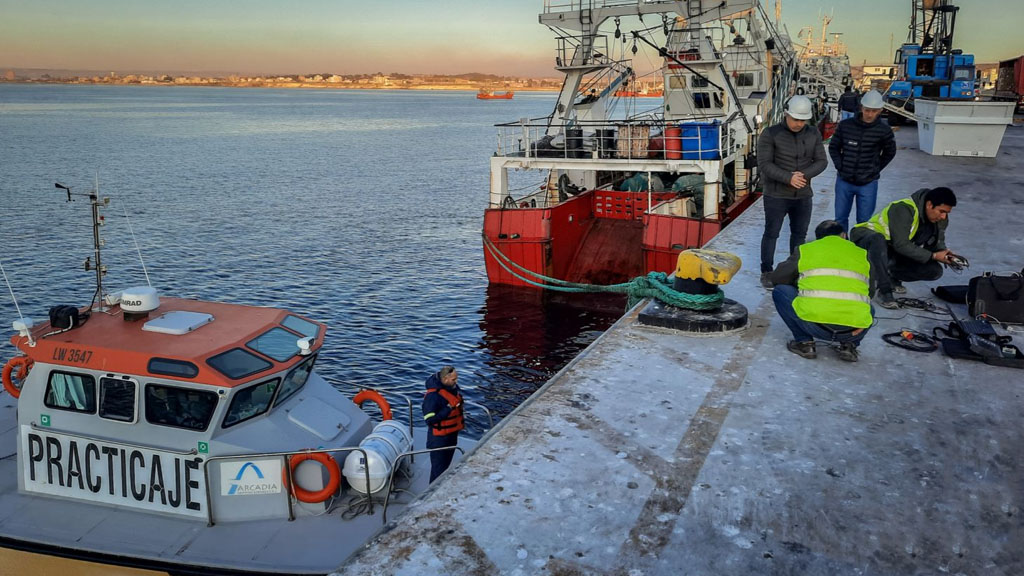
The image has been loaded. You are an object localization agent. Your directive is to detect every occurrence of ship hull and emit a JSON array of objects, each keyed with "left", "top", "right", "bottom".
[{"left": 483, "top": 189, "right": 757, "bottom": 288}]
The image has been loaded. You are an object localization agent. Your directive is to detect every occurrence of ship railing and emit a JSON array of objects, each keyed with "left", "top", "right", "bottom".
[
  {"left": 495, "top": 116, "right": 728, "bottom": 163},
  {"left": 543, "top": 0, "right": 640, "bottom": 14},
  {"left": 202, "top": 445, "right": 374, "bottom": 527},
  {"left": 554, "top": 35, "right": 613, "bottom": 70}
]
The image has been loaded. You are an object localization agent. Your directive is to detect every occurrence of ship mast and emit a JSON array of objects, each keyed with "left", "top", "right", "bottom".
[{"left": 55, "top": 177, "right": 110, "bottom": 312}]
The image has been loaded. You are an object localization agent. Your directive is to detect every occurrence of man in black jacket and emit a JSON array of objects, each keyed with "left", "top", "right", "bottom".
[
  {"left": 829, "top": 90, "right": 896, "bottom": 232},
  {"left": 837, "top": 86, "right": 860, "bottom": 121},
  {"left": 756, "top": 95, "right": 829, "bottom": 289}
]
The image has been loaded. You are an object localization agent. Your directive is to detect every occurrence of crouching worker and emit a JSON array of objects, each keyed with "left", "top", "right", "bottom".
[
  {"left": 849, "top": 187, "right": 958, "bottom": 309},
  {"left": 771, "top": 220, "right": 874, "bottom": 362},
  {"left": 422, "top": 365, "right": 464, "bottom": 483}
]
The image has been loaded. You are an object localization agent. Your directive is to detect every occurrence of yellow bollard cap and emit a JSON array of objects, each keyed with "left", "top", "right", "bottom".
[{"left": 674, "top": 249, "right": 742, "bottom": 285}]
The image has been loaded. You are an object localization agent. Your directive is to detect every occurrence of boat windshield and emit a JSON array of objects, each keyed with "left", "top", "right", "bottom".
[
  {"left": 275, "top": 354, "right": 316, "bottom": 406},
  {"left": 223, "top": 378, "right": 280, "bottom": 428},
  {"left": 246, "top": 327, "right": 302, "bottom": 362},
  {"left": 145, "top": 384, "right": 218, "bottom": 431}
]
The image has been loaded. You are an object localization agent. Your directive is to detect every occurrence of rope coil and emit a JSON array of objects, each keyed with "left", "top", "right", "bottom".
[{"left": 483, "top": 234, "right": 725, "bottom": 310}]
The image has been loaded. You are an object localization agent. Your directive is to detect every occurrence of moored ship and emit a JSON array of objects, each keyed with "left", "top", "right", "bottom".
[
  {"left": 477, "top": 88, "right": 514, "bottom": 99},
  {"left": 482, "top": 0, "right": 798, "bottom": 287}
]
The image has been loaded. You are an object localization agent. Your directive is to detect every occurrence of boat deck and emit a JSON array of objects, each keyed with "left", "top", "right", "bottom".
[{"left": 336, "top": 124, "right": 1024, "bottom": 575}]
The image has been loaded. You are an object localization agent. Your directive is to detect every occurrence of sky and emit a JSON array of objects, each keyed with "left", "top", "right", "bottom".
[{"left": 1, "top": 0, "right": 1021, "bottom": 77}]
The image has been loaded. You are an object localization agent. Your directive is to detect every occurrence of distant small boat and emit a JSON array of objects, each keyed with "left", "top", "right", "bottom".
[{"left": 477, "top": 89, "right": 514, "bottom": 100}]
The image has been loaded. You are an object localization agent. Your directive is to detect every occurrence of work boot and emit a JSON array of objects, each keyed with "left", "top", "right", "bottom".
[
  {"left": 837, "top": 342, "right": 859, "bottom": 362},
  {"left": 760, "top": 272, "right": 773, "bottom": 289},
  {"left": 892, "top": 280, "right": 907, "bottom": 295},
  {"left": 787, "top": 340, "right": 817, "bottom": 359},
  {"left": 877, "top": 291, "right": 899, "bottom": 309}
]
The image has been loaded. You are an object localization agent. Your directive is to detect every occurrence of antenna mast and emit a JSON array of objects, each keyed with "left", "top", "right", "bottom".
[{"left": 55, "top": 180, "right": 110, "bottom": 312}]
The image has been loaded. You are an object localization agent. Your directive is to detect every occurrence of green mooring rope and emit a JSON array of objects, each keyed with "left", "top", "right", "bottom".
[{"left": 483, "top": 235, "right": 725, "bottom": 311}]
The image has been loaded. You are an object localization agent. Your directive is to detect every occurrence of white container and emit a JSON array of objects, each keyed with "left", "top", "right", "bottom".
[
  {"left": 342, "top": 421, "right": 412, "bottom": 494},
  {"left": 915, "top": 100, "right": 1015, "bottom": 157}
]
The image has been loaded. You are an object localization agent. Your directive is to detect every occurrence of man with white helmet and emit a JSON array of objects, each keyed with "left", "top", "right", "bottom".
[
  {"left": 756, "top": 94, "right": 828, "bottom": 289},
  {"left": 829, "top": 89, "right": 896, "bottom": 233}
]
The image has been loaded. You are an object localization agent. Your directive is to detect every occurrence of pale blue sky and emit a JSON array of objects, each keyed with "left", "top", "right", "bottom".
[{"left": 1, "top": 1, "right": 1020, "bottom": 76}]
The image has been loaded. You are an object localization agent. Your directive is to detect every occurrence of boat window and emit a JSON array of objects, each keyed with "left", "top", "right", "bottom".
[
  {"left": 148, "top": 357, "right": 199, "bottom": 379},
  {"left": 282, "top": 315, "right": 320, "bottom": 339},
  {"left": 691, "top": 75, "right": 710, "bottom": 88},
  {"left": 223, "top": 378, "right": 280, "bottom": 428},
  {"left": 206, "top": 348, "right": 273, "bottom": 380},
  {"left": 275, "top": 354, "right": 317, "bottom": 406},
  {"left": 694, "top": 93, "right": 712, "bottom": 108},
  {"left": 736, "top": 72, "right": 755, "bottom": 87},
  {"left": 44, "top": 371, "right": 96, "bottom": 413},
  {"left": 246, "top": 327, "right": 300, "bottom": 362},
  {"left": 668, "top": 75, "right": 686, "bottom": 90},
  {"left": 99, "top": 377, "right": 137, "bottom": 423},
  {"left": 145, "top": 384, "right": 218, "bottom": 431}
]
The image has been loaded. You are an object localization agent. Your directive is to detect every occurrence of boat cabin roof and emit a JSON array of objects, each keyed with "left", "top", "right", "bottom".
[{"left": 12, "top": 297, "right": 325, "bottom": 389}]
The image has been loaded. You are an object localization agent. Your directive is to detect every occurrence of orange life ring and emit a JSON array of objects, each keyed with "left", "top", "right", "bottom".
[
  {"left": 2, "top": 356, "right": 33, "bottom": 399},
  {"left": 286, "top": 452, "right": 341, "bottom": 503},
  {"left": 352, "top": 389, "right": 393, "bottom": 421}
]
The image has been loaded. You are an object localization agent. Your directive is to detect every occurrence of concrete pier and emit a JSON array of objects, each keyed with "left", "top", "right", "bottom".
[{"left": 335, "top": 125, "right": 1024, "bottom": 575}]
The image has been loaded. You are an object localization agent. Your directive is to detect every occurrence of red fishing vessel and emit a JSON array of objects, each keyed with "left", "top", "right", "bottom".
[
  {"left": 477, "top": 89, "right": 514, "bottom": 100},
  {"left": 482, "top": 0, "right": 798, "bottom": 288}
]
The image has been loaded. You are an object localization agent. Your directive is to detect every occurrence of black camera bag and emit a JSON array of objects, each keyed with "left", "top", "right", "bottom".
[{"left": 967, "top": 269, "right": 1024, "bottom": 324}]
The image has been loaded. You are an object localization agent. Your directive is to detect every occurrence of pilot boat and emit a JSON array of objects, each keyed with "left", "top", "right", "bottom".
[{"left": 0, "top": 186, "right": 475, "bottom": 575}]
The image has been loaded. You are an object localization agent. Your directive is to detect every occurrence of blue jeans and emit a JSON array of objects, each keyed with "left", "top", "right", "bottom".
[
  {"left": 834, "top": 177, "right": 879, "bottom": 233},
  {"left": 772, "top": 284, "right": 871, "bottom": 345}
]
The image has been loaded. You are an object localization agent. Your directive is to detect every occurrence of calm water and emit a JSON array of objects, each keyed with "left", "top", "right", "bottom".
[{"left": 0, "top": 84, "right": 625, "bottom": 436}]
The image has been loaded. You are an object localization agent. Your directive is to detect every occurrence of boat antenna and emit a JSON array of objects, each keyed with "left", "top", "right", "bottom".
[
  {"left": 1, "top": 259, "right": 34, "bottom": 345},
  {"left": 56, "top": 180, "right": 110, "bottom": 312},
  {"left": 121, "top": 201, "right": 152, "bottom": 287}
]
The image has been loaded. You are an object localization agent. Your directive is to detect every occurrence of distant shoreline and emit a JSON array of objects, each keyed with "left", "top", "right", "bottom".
[{"left": 0, "top": 80, "right": 562, "bottom": 92}]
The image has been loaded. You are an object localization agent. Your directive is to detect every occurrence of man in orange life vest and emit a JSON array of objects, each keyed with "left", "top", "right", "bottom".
[{"left": 422, "top": 365, "right": 464, "bottom": 482}]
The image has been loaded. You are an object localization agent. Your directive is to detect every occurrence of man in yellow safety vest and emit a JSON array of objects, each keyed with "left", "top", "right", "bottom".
[
  {"left": 771, "top": 220, "right": 875, "bottom": 362},
  {"left": 849, "top": 187, "right": 959, "bottom": 309}
]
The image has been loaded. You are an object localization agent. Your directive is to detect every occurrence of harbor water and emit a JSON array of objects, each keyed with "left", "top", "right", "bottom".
[{"left": 0, "top": 84, "right": 626, "bottom": 437}]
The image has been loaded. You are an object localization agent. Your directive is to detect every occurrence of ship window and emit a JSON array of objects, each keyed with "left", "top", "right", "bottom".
[
  {"left": 282, "top": 315, "right": 320, "bottom": 339},
  {"left": 145, "top": 384, "right": 218, "bottom": 431},
  {"left": 207, "top": 348, "right": 273, "bottom": 380},
  {"left": 223, "top": 378, "right": 280, "bottom": 428},
  {"left": 275, "top": 354, "right": 317, "bottom": 406},
  {"left": 148, "top": 357, "right": 199, "bottom": 379},
  {"left": 691, "top": 75, "right": 709, "bottom": 88},
  {"left": 694, "top": 93, "right": 711, "bottom": 108},
  {"left": 45, "top": 371, "right": 96, "bottom": 413},
  {"left": 736, "top": 72, "right": 755, "bottom": 87},
  {"left": 99, "top": 377, "right": 137, "bottom": 423},
  {"left": 668, "top": 75, "right": 686, "bottom": 90},
  {"left": 246, "top": 327, "right": 300, "bottom": 362}
]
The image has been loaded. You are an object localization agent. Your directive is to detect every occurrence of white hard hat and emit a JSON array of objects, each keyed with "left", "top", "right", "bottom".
[
  {"left": 786, "top": 95, "right": 813, "bottom": 120},
  {"left": 861, "top": 90, "right": 884, "bottom": 109}
]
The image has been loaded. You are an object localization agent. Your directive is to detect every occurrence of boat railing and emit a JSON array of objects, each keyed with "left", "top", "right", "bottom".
[
  {"left": 381, "top": 445, "right": 466, "bottom": 524},
  {"left": 201, "top": 445, "right": 373, "bottom": 527},
  {"left": 542, "top": 0, "right": 639, "bottom": 15},
  {"left": 495, "top": 116, "right": 727, "bottom": 163},
  {"left": 554, "top": 35, "right": 612, "bottom": 70}
]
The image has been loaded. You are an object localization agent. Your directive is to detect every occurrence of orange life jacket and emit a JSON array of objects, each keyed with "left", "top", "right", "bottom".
[{"left": 426, "top": 387, "right": 464, "bottom": 436}]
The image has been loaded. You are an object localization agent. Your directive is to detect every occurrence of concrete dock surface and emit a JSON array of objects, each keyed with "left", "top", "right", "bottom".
[{"left": 335, "top": 125, "right": 1024, "bottom": 576}]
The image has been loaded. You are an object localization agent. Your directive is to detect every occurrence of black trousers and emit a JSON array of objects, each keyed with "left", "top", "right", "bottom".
[
  {"left": 427, "top": 432, "right": 459, "bottom": 483},
  {"left": 761, "top": 195, "right": 813, "bottom": 272},
  {"left": 852, "top": 229, "right": 943, "bottom": 294}
]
